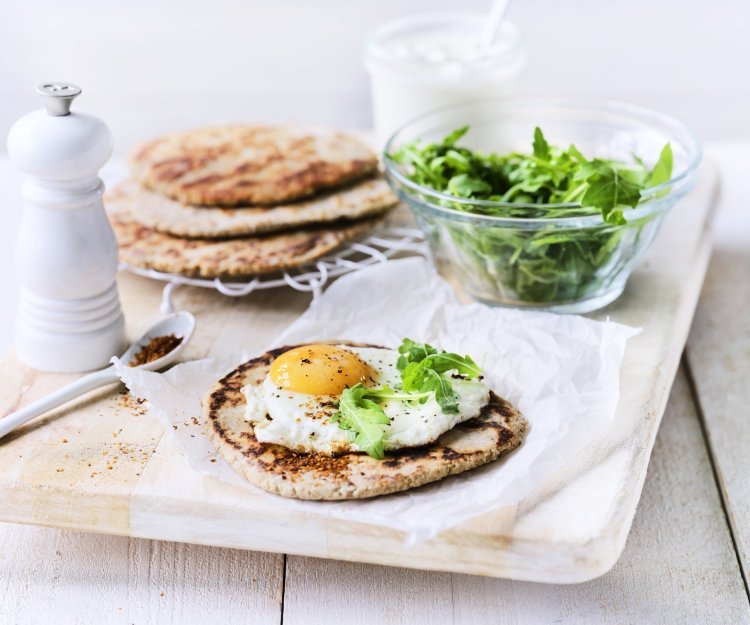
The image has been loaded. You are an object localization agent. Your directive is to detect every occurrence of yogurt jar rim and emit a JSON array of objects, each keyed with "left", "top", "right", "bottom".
[{"left": 363, "top": 11, "right": 526, "bottom": 81}]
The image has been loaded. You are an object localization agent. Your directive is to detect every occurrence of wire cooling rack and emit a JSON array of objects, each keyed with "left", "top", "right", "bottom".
[{"left": 120, "top": 226, "right": 429, "bottom": 314}]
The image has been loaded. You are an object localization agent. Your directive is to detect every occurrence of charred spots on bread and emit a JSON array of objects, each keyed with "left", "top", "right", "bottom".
[
  {"left": 231, "top": 153, "right": 284, "bottom": 177},
  {"left": 209, "top": 418, "right": 242, "bottom": 451},
  {"left": 380, "top": 445, "right": 435, "bottom": 467},
  {"left": 150, "top": 157, "right": 195, "bottom": 182},
  {"left": 454, "top": 393, "right": 523, "bottom": 446},
  {"left": 439, "top": 446, "right": 470, "bottom": 462},
  {"left": 208, "top": 380, "right": 245, "bottom": 410},
  {"left": 208, "top": 388, "right": 232, "bottom": 413}
]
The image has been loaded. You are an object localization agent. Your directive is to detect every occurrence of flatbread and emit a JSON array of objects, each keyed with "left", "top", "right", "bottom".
[
  {"left": 129, "top": 125, "right": 378, "bottom": 206},
  {"left": 110, "top": 212, "right": 381, "bottom": 278},
  {"left": 203, "top": 343, "right": 527, "bottom": 500},
  {"left": 105, "top": 177, "right": 397, "bottom": 239}
]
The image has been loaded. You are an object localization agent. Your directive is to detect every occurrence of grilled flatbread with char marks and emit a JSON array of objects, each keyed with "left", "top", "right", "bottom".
[
  {"left": 105, "top": 177, "right": 397, "bottom": 239},
  {"left": 109, "top": 211, "right": 382, "bottom": 279},
  {"left": 203, "top": 343, "right": 527, "bottom": 500},
  {"left": 129, "top": 125, "right": 378, "bottom": 207}
]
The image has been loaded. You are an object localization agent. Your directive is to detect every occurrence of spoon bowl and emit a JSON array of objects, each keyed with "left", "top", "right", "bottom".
[{"left": 121, "top": 311, "right": 195, "bottom": 371}]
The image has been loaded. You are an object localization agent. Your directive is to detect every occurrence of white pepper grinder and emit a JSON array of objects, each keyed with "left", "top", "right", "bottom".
[{"left": 7, "top": 82, "right": 125, "bottom": 372}]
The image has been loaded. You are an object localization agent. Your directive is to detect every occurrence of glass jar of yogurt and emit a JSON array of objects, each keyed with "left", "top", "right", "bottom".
[{"left": 364, "top": 12, "right": 526, "bottom": 149}]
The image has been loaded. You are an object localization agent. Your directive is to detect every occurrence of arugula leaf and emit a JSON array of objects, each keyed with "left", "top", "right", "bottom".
[
  {"left": 424, "top": 352, "right": 482, "bottom": 378},
  {"left": 647, "top": 143, "right": 673, "bottom": 187},
  {"left": 444, "top": 149, "right": 472, "bottom": 170},
  {"left": 399, "top": 361, "right": 428, "bottom": 393},
  {"left": 331, "top": 382, "right": 434, "bottom": 459},
  {"left": 397, "top": 339, "right": 480, "bottom": 376},
  {"left": 567, "top": 144, "right": 587, "bottom": 163},
  {"left": 448, "top": 174, "right": 492, "bottom": 197},
  {"left": 422, "top": 368, "right": 461, "bottom": 414},
  {"left": 443, "top": 125, "right": 470, "bottom": 146},
  {"left": 400, "top": 362, "right": 459, "bottom": 414},
  {"left": 396, "top": 339, "right": 482, "bottom": 414},
  {"left": 397, "top": 338, "right": 438, "bottom": 370},
  {"left": 580, "top": 164, "right": 642, "bottom": 223},
  {"left": 532, "top": 126, "right": 551, "bottom": 160},
  {"left": 332, "top": 384, "right": 391, "bottom": 459}
]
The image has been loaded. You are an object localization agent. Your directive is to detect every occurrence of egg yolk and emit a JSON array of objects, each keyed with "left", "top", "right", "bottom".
[{"left": 270, "top": 344, "right": 374, "bottom": 395}]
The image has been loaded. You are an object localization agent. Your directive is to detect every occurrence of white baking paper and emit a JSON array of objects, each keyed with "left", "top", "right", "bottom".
[{"left": 113, "top": 257, "right": 638, "bottom": 543}]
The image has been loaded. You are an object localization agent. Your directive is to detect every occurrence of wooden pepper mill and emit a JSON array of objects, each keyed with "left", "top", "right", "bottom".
[{"left": 7, "top": 82, "right": 125, "bottom": 372}]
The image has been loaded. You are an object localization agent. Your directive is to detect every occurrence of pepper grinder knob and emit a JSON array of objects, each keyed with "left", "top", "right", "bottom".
[
  {"left": 37, "top": 82, "right": 82, "bottom": 116},
  {"left": 7, "top": 82, "right": 125, "bottom": 373}
]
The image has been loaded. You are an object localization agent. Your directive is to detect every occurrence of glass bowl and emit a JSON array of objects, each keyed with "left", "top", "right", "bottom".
[{"left": 383, "top": 98, "right": 702, "bottom": 313}]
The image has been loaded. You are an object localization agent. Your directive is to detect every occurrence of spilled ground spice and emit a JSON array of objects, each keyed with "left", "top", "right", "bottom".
[
  {"left": 116, "top": 389, "right": 149, "bottom": 415},
  {"left": 129, "top": 334, "right": 182, "bottom": 367}
]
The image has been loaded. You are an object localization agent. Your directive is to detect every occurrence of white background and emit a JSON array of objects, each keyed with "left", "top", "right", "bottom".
[{"left": 0, "top": 0, "right": 748, "bottom": 152}]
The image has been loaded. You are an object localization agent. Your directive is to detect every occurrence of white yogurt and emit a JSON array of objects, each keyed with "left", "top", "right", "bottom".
[{"left": 364, "top": 12, "right": 525, "bottom": 149}]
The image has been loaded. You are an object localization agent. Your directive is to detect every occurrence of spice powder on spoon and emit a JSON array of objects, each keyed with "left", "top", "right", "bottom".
[{"left": 129, "top": 334, "right": 183, "bottom": 367}]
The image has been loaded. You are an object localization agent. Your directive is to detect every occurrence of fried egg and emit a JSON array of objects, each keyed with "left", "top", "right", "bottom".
[{"left": 242, "top": 344, "right": 489, "bottom": 455}]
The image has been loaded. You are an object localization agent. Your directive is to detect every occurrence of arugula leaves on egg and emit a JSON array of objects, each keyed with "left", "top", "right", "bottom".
[{"left": 331, "top": 339, "right": 483, "bottom": 459}]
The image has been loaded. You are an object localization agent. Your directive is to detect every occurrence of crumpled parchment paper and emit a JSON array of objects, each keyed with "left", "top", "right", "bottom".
[{"left": 113, "top": 257, "right": 638, "bottom": 543}]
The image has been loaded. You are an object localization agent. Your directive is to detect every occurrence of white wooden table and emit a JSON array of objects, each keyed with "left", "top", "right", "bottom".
[{"left": 1, "top": 143, "right": 749, "bottom": 624}]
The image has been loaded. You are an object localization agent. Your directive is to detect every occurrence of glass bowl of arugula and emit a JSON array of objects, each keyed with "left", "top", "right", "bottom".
[{"left": 384, "top": 98, "right": 702, "bottom": 313}]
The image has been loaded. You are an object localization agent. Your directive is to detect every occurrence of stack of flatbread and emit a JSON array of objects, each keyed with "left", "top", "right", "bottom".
[{"left": 106, "top": 125, "right": 398, "bottom": 278}]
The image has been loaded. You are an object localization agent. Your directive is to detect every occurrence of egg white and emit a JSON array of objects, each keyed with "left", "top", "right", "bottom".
[{"left": 242, "top": 346, "right": 489, "bottom": 455}]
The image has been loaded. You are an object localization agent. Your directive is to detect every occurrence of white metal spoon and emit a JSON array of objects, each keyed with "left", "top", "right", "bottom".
[{"left": 0, "top": 311, "right": 195, "bottom": 441}]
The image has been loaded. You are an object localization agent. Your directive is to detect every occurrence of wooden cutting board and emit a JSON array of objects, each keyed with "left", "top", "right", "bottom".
[{"left": 0, "top": 164, "right": 718, "bottom": 583}]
